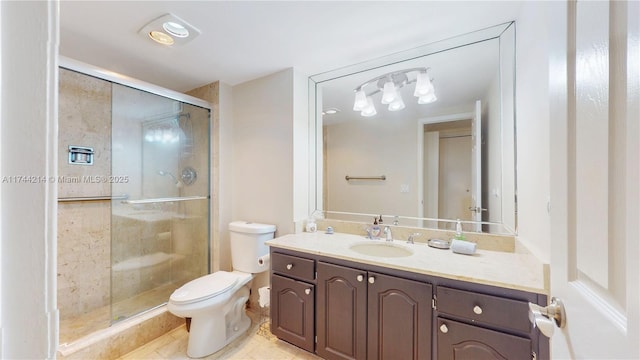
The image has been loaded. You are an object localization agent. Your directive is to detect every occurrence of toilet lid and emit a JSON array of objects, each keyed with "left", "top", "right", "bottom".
[{"left": 170, "top": 271, "right": 239, "bottom": 304}]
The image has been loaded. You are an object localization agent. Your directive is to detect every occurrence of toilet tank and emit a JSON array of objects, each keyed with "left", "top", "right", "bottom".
[{"left": 229, "top": 221, "right": 276, "bottom": 273}]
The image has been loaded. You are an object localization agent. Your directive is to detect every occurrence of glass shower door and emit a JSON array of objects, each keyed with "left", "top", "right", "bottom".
[{"left": 110, "top": 84, "right": 210, "bottom": 322}]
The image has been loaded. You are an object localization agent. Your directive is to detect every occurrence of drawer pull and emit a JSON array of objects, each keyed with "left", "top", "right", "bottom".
[
  {"left": 286, "top": 264, "right": 293, "bottom": 270},
  {"left": 357, "top": 274, "right": 364, "bottom": 282},
  {"left": 473, "top": 305, "right": 483, "bottom": 315},
  {"left": 305, "top": 288, "right": 311, "bottom": 295},
  {"left": 368, "top": 276, "right": 375, "bottom": 284},
  {"left": 440, "top": 324, "right": 449, "bottom": 333}
]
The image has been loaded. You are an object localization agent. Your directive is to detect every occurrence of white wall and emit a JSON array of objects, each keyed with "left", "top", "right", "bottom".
[
  {"left": 515, "top": 2, "right": 553, "bottom": 262},
  {"left": 324, "top": 113, "right": 418, "bottom": 217},
  {"left": 483, "top": 66, "right": 503, "bottom": 226},
  {"left": 0, "top": 1, "right": 58, "bottom": 358},
  {"left": 218, "top": 82, "right": 234, "bottom": 271},
  {"left": 292, "top": 69, "right": 310, "bottom": 230},
  {"left": 231, "top": 68, "right": 308, "bottom": 236}
]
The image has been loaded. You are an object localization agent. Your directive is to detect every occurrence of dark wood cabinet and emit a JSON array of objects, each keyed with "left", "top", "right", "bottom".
[
  {"left": 367, "top": 271, "right": 432, "bottom": 360},
  {"left": 316, "top": 263, "right": 432, "bottom": 360},
  {"left": 270, "top": 252, "right": 316, "bottom": 353},
  {"left": 316, "top": 262, "right": 367, "bottom": 360},
  {"left": 436, "top": 317, "right": 532, "bottom": 360},
  {"left": 269, "top": 248, "right": 548, "bottom": 360}
]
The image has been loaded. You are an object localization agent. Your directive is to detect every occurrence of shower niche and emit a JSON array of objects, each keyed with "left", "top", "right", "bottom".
[{"left": 57, "top": 66, "right": 211, "bottom": 345}]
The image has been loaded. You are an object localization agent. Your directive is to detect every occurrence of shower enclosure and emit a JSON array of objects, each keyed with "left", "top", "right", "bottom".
[{"left": 57, "top": 63, "right": 211, "bottom": 344}]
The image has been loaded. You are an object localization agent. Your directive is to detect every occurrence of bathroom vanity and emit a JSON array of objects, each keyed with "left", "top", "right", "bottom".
[{"left": 267, "top": 232, "right": 548, "bottom": 360}]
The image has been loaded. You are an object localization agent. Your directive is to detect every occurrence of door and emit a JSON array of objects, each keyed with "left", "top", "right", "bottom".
[
  {"left": 549, "top": 1, "right": 640, "bottom": 358},
  {"left": 316, "top": 262, "right": 367, "bottom": 360},
  {"left": 367, "top": 272, "right": 432, "bottom": 360},
  {"left": 270, "top": 274, "right": 315, "bottom": 352},
  {"left": 470, "top": 100, "right": 483, "bottom": 230}
]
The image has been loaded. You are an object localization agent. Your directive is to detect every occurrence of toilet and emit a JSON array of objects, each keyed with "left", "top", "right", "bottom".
[{"left": 168, "top": 221, "right": 276, "bottom": 358}]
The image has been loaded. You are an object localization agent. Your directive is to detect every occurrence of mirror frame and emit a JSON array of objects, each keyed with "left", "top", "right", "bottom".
[{"left": 308, "top": 22, "right": 517, "bottom": 235}]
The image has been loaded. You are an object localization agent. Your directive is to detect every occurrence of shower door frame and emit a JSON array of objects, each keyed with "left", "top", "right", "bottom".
[{"left": 58, "top": 55, "right": 214, "bottom": 327}]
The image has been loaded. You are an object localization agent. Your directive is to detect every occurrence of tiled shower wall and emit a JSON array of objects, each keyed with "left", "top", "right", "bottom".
[{"left": 57, "top": 68, "right": 113, "bottom": 320}]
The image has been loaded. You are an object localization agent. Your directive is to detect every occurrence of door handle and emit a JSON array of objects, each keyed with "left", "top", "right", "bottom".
[
  {"left": 468, "top": 206, "right": 488, "bottom": 212},
  {"left": 528, "top": 297, "right": 566, "bottom": 338}
]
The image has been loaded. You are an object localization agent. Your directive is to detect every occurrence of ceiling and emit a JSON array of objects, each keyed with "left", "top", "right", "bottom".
[{"left": 59, "top": 1, "right": 523, "bottom": 93}]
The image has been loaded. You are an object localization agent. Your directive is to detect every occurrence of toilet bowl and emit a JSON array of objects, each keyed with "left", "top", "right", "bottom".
[{"left": 167, "top": 221, "right": 275, "bottom": 358}]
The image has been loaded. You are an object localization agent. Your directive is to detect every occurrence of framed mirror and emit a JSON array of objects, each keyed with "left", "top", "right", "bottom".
[{"left": 309, "top": 22, "right": 516, "bottom": 235}]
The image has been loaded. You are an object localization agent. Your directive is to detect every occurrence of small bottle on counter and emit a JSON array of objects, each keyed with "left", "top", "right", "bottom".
[
  {"left": 371, "top": 217, "right": 381, "bottom": 239},
  {"left": 450, "top": 219, "right": 476, "bottom": 255}
]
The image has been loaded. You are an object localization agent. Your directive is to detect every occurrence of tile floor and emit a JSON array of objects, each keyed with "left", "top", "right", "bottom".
[{"left": 118, "top": 310, "right": 321, "bottom": 360}]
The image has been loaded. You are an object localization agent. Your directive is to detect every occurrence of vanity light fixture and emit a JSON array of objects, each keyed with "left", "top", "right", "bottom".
[
  {"left": 352, "top": 67, "right": 436, "bottom": 116},
  {"left": 138, "top": 13, "right": 201, "bottom": 46}
]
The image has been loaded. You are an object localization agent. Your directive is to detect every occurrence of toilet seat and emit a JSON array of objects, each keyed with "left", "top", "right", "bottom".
[{"left": 170, "top": 271, "right": 239, "bottom": 305}]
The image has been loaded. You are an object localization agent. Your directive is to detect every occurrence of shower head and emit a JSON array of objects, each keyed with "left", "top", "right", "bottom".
[{"left": 157, "top": 170, "right": 182, "bottom": 187}]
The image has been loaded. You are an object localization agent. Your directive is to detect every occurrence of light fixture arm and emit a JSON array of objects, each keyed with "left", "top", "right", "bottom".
[
  {"left": 352, "top": 67, "right": 436, "bottom": 116},
  {"left": 353, "top": 67, "right": 430, "bottom": 96}
]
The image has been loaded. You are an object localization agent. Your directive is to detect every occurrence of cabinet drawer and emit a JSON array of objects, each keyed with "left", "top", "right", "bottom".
[
  {"left": 271, "top": 252, "right": 315, "bottom": 282},
  {"left": 436, "top": 286, "right": 531, "bottom": 333},
  {"left": 436, "top": 317, "right": 531, "bottom": 360}
]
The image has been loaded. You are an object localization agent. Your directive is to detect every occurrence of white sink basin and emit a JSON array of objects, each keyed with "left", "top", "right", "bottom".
[{"left": 349, "top": 242, "right": 414, "bottom": 258}]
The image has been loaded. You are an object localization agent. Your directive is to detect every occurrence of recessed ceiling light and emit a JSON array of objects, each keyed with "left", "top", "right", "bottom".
[
  {"left": 139, "top": 13, "right": 201, "bottom": 47},
  {"left": 163, "top": 21, "right": 189, "bottom": 38},
  {"left": 323, "top": 108, "right": 341, "bottom": 116},
  {"left": 149, "top": 30, "right": 175, "bottom": 45}
]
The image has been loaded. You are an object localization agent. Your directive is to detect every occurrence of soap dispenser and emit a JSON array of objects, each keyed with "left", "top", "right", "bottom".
[
  {"left": 454, "top": 219, "right": 465, "bottom": 240},
  {"left": 450, "top": 219, "right": 477, "bottom": 255},
  {"left": 371, "top": 217, "right": 381, "bottom": 239}
]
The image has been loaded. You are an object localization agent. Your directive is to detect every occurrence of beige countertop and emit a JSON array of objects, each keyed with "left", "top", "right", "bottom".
[{"left": 266, "top": 232, "right": 548, "bottom": 295}]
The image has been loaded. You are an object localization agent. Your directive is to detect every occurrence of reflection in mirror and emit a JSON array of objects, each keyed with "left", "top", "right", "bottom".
[{"left": 310, "top": 22, "right": 516, "bottom": 235}]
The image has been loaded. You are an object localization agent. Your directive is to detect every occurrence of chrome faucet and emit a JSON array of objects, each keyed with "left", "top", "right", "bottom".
[
  {"left": 407, "top": 233, "right": 421, "bottom": 244},
  {"left": 384, "top": 226, "right": 393, "bottom": 242}
]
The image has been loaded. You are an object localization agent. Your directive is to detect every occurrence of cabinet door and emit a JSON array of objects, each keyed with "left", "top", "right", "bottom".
[
  {"left": 317, "top": 262, "right": 367, "bottom": 360},
  {"left": 367, "top": 272, "right": 432, "bottom": 360},
  {"left": 437, "top": 318, "right": 531, "bottom": 360},
  {"left": 270, "top": 274, "right": 315, "bottom": 352}
]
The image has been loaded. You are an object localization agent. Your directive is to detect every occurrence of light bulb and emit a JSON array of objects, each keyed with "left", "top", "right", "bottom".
[
  {"left": 418, "top": 93, "right": 437, "bottom": 104},
  {"left": 414, "top": 72, "right": 432, "bottom": 97},
  {"left": 388, "top": 97, "right": 405, "bottom": 111},
  {"left": 148, "top": 31, "right": 174, "bottom": 45},
  {"left": 360, "top": 97, "right": 377, "bottom": 117},
  {"left": 381, "top": 81, "right": 398, "bottom": 104},
  {"left": 353, "top": 89, "right": 368, "bottom": 111}
]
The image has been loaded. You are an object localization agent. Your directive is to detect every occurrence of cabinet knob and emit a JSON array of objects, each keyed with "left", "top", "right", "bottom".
[
  {"left": 440, "top": 324, "right": 449, "bottom": 333},
  {"left": 286, "top": 264, "right": 293, "bottom": 270},
  {"left": 305, "top": 288, "right": 311, "bottom": 295},
  {"left": 356, "top": 274, "right": 364, "bottom": 282},
  {"left": 473, "top": 305, "right": 483, "bottom": 315},
  {"left": 368, "top": 276, "right": 375, "bottom": 284}
]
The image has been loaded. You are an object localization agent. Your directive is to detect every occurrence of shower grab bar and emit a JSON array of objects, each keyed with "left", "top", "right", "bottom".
[
  {"left": 345, "top": 175, "right": 386, "bottom": 181},
  {"left": 58, "top": 194, "right": 129, "bottom": 202},
  {"left": 122, "top": 195, "right": 208, "bottom": 205}
]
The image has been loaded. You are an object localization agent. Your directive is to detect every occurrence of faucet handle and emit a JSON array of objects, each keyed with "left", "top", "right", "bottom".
[{"left": 407, "top": 233, "right": 421, "bottom": 244}]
